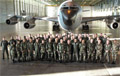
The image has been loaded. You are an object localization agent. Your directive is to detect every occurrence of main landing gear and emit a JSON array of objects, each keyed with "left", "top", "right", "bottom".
[
  {"left": 82, "top": 23, "right": 89, "bottom": 30},
  {"left": 53, "top": 22, "right": 60, "bottom": 31}
]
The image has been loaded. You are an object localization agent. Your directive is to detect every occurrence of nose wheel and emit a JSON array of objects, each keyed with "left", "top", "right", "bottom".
[
  {"left": 53, "top": 23, "right": 60, "bottom": 31},
  {"left": 82, "top": 25, "right": 89, "bottom": 30}
]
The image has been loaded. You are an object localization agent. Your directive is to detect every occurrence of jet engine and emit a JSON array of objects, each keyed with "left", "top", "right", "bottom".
[
  {"left": 107, "top": 22, "right": 119, "bottom": 29},
  {"left": 6, "top": 16, "right": 18, "bottom": 25},
  {"left": 105, "top": 18, "right": 119, "bottom": 29},
  {"left": 24, "top": 18, "right": 36, "bottom": 29}
]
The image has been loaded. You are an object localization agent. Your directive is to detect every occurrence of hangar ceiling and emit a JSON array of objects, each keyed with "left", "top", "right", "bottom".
[{"left": 35, "top": 0, "right": 103, "bottom": 6}]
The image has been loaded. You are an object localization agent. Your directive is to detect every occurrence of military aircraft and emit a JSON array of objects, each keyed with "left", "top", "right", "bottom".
[{"left": 6, "top": 0, "right": 120, "bottom": 31}]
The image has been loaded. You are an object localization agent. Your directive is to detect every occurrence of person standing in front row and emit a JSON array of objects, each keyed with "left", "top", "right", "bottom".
[
  {"left": 53, "top": 38, "right": 59, "bottom": 61},
  {"left": 79, "top": 40, "right": 86, "bottom": 62},
  {"left": 95, "top": 40, "right": 103, "bottom": 62},
  {"left": 104, "top": 40, "right": 112, "bottom": 63},
  {"left": 57, "top": 39, "right": 65, "bottom": 62},
  {"left": 34, "top": 39, "right": 40, "bottom": 60},
  {"left": 0, "top": 37, "right": 9, "bottom": 60},
  {"left": 27, "top": 38, "right": 34, "bottom": 61},
  {"left": 16, "top": 40, "right": 22, "bottom": 62},
  {"left": 21, "top": 39, "right": 28, "bottom": 61},
  {"left": 40, "top": 40, "right": 46, "bottom": 60},
  {"left": 112, "top": 40, "right": 119, "bottom": 64},
  {"left": 72, "top": 39, "right": 79, "bottom": 62},
  {"left": 87, "top": 39, "right": 95, "bottom": 62},
  {"left": 66, "top": 40, "right": 72, "bottom": 62}
]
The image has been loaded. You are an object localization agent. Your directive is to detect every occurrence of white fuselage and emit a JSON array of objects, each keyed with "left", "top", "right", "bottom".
[{"left": 58, "top": 0, "right": 82, "bottom": 31}]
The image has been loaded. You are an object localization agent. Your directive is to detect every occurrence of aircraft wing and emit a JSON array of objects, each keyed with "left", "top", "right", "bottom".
[
  {"left": 35, "top": 15, "right": 120, "bottom": 23},
  {"left": 37, "top": 17, "right": 58, "bottom": 22},
  {"left": 82, "top": 15, "right": 120, "bottom": 23}
]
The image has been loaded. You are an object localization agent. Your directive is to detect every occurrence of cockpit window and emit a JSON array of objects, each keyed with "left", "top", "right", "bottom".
[
  {"left": 62, "top": 7, "right": 68, "bottom": 9},
  {"left": 62, "top": 7, "right": 78, "bottom": 10},
  {"left": 70, "top": 7, "right": 78, "bottom": 9}
]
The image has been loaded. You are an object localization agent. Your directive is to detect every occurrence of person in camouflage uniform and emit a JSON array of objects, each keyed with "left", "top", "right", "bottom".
[
  {"left": 79, "top": 40, "right": 86, "bottom": 62},
  {"left": 46, "top": 38, "right": 53, "bottom": 60},
  {"left": 10, "top": 41, "right": 16, "bottom": 62},
  {"left": 66, "top": 40, "right": 72, "bottom": 62},
  {"left": 27, "top": 38, "right": 34, "bottom": 61},
  {"left": 112, "top": 40, "right": 119, "bottom": 64},
  {"left": 9, "top": 37, "right": 16, "bottom": 59},
  {"left": 72, "top": 39, "right": 79, "bottom": 62},
  {"left": 102, "top": 34, "right": 107, "bottom": 57},
  {"left": 57, "top": 39, "right": 65, "bottom": 62},
  {"left": 21, "top": 39, "right": 28, "bottom": 61},
  {"left": 16, "top": 40, "right": 22, "bottom": 62},
  {"left": 34, "top": 39, "right": 40, "bottom": 60},
  {"left": 9, "top": 36, "right": 16, "bottom": 50},
  {"left": 95, "top": 40, "right": 103, "bottom": 62},
  {"left": 87, "top": 39, "right": 95, "bottom": 62},
  {"left": 0, "top": 37, "right": 9, "bottom": 60},
  {"left": 83, "top": 34, "right": 88, "bottom": 43},
  {"left": 104, "top": 40, "right": 112, "bottom": 63},
  {"left": 40, "top": 40, "right": 46, "bottom": 60},
  {"left": 53, "top": 38, "right": 58, "bottom": 61}
]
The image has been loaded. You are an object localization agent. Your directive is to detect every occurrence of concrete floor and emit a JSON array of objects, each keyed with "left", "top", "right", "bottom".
[
  {"left": 1, "top": 59, "right": 120, "bottom": 76},
  {"left": 0, "top": 21, "right": 120, "bottom": 76}
]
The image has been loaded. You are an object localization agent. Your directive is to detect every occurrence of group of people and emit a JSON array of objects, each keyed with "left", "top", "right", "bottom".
[{"left": 0, "top": 33, "right": 120, "bottom": 64}]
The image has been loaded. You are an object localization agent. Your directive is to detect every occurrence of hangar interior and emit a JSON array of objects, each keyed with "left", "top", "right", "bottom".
[
  {"left": 0, "top": 0, "right": 120, "bottom": 39},
  {"left": 0, "top": 0, "right": 120, "bottom": 76}
]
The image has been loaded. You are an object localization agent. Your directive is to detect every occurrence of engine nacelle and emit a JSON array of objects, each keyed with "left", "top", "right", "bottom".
[
  {"left": 24, "top": 18, "right": 36, "bottom": 29},
  {"left": 6, "top": 16, "right": 18, "bottom": 25},
  {"left": 107, "top": 22, "right": 119, "bottom": 29}
]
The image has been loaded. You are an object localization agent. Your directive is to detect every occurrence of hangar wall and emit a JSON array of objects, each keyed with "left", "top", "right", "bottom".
[
  {"left": 0, "top": 0, "right": 14, "bottom": 23},
  {"left": 46, "top": 6, "right": 58, "bottom": 17},
  {"left": 93, "top": 0, "right": 120, "bottom": 16},
  {"left": 0, "top": 0, "right": 46, "bottom": 23},
  {"left": 82, "top": 6, "right": 93, "bottom": 17}
]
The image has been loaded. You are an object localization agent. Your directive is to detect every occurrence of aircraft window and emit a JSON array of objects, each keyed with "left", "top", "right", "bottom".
[
  {"left": 62, "top": 7, "right": 68, "bottom": 9},
  {"left": 70, "top": 7, "right": 78, "bottom": 9}
]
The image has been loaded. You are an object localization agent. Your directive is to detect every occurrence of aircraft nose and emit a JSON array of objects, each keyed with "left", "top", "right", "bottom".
[{"left": 61, "top": 7, "right": 79, "bottom": 20}]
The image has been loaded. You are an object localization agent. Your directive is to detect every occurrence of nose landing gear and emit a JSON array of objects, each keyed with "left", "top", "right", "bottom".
[
  {"left": 82, "top": 23, "right": 89, "bottom": 30},
  {"left": 53, "top": 23, "right": 60, "bottom": 31}
]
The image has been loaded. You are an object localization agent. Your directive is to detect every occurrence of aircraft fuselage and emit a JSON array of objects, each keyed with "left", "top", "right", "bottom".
[{"left": 58, "top": 0, "right": 82, "bottom": 31}]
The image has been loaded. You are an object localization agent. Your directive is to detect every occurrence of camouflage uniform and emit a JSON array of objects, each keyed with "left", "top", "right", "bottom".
[
  {"left": 46, "top": 42, "right": 53, "bottom": 60},
  {"left": 10, "top": 42, "right": 16, "bottom": 62},
  {"left": 21, "top": 41, "right": 28, "bottom": 61},
  {"left": 53, "top": 42, "right": 58, "bottom": 60},
  {"left": 57, "top": 43, "right": 65, "bottom": 61},
  {"left": 93, "top": 37, "right": 97, "bottom": 60},
  {"left": 16, "top": 41, "right": 22, "bottom": 61},
  {"left": 95, "top": 43, "right": 103, "bottom": 61},
  {"left": 27, "top": 41, "right": 34, "bottom": 61},
  {"left": 87, "top": 42, "right": 95, "bottom": 61},
  {"left": 66, "top": 43, "right": 72, "bottom": 61},
  {"left": 34, "top": 42, "right": 40, "bottom": 60},
  {"left": 40, "top": 43, "right": 46, "bottom": 60},
  {"left": 102, "top": 37, "right": 107, "bottom": 57},
  {"left": 104, "top": 44, "right": 112, "bottom": 63},
  {"left": 79, "top": 43, "right": 86, "bottom": 61},
  {"left": 112, "top": 42, "right": 119, "bottom": 63},
  {"left": 9, "top": 39, "right": 16, "bottom": 51}
]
